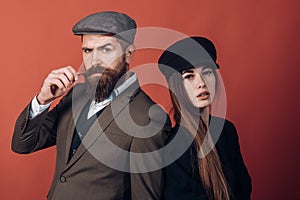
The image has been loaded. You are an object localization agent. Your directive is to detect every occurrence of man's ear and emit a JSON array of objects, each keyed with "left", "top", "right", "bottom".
[{"left": 125, "top": 44, "right": 136, "bottom": 64}]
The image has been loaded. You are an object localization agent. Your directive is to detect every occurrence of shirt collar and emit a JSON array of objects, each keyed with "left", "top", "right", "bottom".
[{"left": 113, "top": 71, "right": 137, "bottom": 97}]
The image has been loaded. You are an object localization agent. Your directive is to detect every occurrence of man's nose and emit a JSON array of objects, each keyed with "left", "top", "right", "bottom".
[{"left": 91, "top": 50, "right": 103, "bottom": 66}]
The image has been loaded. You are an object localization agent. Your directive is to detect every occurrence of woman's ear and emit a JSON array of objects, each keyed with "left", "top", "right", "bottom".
[{"left": 125, "top": 44, "right": 136, "bottom": 64}]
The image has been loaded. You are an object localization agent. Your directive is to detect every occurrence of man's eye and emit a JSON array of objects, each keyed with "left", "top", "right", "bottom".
[
  {"left": 102, "top": 47, "right": 112, "bottom": 53},
  {"left": 83, "top": 49, "right": 92, "bottom": 53}
]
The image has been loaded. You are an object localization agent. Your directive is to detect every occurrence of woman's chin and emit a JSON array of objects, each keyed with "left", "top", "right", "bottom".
[{"left": 194, "top": 99, "right": 212, "bottom": 109}]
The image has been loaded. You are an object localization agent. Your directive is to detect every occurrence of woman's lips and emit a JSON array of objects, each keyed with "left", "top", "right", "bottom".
[{"left": 197, "top": 91, "right": 210, "bottom": 100}]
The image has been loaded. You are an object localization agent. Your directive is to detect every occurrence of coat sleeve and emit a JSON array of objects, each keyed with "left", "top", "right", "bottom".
[
  {"left": 129, "top": 103, "right": 171, "bottom": 200},
  {"left": 11, "top": 101, "right": 60, "bottom": 154},
  {"left": 227, "top": 121, "right": 252, "bottom": 200},
  {"left": 11, "top": 89, "right": 73, "bottom": 154}
]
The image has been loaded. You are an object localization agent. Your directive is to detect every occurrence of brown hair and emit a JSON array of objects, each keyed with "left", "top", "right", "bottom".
[{"left": 168, "top": 71, "right": 230, "bottom": 200}]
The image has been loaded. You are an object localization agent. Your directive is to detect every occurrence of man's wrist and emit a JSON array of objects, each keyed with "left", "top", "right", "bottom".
[
  {"left": 30, "top": 95, "right": 51, "bottom": 119},
  {"left": 36, "top": 93, "right": 51, "bottom": 105}
]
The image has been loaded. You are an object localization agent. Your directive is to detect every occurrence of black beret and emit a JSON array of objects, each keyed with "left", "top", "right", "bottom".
[
  {"left": 72, "top": 11, "right": 137, "bottom": 44},
  {"left": 158, "top": 36, "right": 220, "bottom": 79}
]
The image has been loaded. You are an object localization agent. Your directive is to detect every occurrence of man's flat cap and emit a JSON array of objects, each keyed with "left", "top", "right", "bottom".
[{"left": 72, "top": 11, "right": 137, "bottom": 44}]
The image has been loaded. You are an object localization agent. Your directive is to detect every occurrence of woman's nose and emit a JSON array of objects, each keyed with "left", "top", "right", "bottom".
[{"left": 196, "top": 74, "right": 206, "bottom": 88}]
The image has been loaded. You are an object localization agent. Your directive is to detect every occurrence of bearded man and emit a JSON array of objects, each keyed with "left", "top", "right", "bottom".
[{"left": 12, "top": 11, "right": 171, "bottom": 200}]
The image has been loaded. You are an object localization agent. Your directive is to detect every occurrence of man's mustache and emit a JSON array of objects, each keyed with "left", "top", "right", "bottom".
[{"left": 84, "top": 65, "right": 107, "bottom": 77}]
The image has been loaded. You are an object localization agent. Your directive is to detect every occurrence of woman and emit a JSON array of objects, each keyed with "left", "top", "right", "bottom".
[{"left": 158, "top": 36, "right": 252, "bottom": 200}]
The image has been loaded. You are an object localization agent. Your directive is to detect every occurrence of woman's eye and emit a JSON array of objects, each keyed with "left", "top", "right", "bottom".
[
  {"left": 202, "top": 70, "right": 212, "bottom": 76},
  {"left": 183, "top": 74, "right": 194, "bottom": 80}
]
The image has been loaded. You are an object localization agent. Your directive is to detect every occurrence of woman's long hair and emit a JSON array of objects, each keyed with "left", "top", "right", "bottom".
[{"left": 168, "top": 71, "right": 230, "bottom": 200}]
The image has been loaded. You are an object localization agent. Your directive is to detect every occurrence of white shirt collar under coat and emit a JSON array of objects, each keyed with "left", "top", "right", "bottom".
[{"left": 87, "top": 72, "right": 137, "bottom": 119}]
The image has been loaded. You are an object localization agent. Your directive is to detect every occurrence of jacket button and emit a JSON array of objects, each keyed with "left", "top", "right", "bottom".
[{"left": 60, "top": 176, "right": 66, "bottom": 183}]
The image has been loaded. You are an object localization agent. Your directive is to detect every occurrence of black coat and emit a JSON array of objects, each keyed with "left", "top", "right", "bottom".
[{"left": 164, "top": 117, "right": 252, "bottom": 200}]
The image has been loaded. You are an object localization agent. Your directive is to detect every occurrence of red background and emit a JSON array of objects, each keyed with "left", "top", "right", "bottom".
[{"left": 1, "top": 0, "right": 299, "bottom": 199}]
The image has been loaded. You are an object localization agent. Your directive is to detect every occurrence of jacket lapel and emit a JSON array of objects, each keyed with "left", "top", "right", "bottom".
[
  {"left": 64, "top": 84, "right": 90, "bottom": 164},
  {"left": 65, "top": 80, "right": 141, "bottom": 169}
]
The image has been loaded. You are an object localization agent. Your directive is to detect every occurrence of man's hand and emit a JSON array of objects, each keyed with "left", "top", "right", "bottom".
[{"left": 37, "top": 66, "right": 77, "bottom": 105}]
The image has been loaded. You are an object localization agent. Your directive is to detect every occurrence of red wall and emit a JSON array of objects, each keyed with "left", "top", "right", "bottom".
[{"left": 1, "top": 0, "right": 299, "bottom": 199}]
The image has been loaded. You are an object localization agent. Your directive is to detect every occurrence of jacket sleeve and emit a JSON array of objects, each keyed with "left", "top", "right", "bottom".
[
  {"left": 129, "top": 105, "right": 171, "bottom": 200},
  {"left": 227, "top": 121, "right": 252, "bottom": 200},
  {"left": 11, "top": 100, "right": 61, "bottom": 154},
  {"left": 11, "top": 88, "right": 73, "bottom": 154}
]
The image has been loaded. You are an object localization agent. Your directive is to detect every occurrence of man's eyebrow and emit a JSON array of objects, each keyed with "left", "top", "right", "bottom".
[
  {"left": 82, "top": 43, "right": 114, "bottom": 50},
  {"left": 82, "top": 47, "right": 92, "bottom": 50},
  {"left": 98, "top": 43, "right": 114, "bottom": 49}
]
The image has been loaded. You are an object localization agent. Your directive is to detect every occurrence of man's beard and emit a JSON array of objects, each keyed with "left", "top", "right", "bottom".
[{"left": 84, "top": 58, "right": 128, "bottom": 102}]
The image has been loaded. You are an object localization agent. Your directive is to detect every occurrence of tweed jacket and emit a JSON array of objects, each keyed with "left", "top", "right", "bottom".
[{"left": 12, "top": 80, "right": 171, "bottom": 200}]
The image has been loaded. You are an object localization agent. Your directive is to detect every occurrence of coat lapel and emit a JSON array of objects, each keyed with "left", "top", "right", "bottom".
[
  {"left": 64, "top": 80, "right": 141, "bottom": 169},
  {"left": 64, "top": 84, "right": 90, "bottom": 164}
]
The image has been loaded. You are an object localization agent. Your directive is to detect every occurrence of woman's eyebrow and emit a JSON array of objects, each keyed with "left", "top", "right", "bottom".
[
  {"left": 202, "top": 66, "right": 212, "bottom": 70},
  {"left": 182, "top": 69, "right": 194, "bottom": 74}
]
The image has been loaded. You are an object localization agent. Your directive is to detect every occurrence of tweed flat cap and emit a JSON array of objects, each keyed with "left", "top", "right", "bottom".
[
  {"left": 72, "top": 11, "right": 137, "bottom": 44},
  {"left": 158, "top": 36, "right": 220, "bottom": 79}
]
